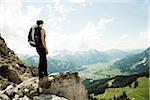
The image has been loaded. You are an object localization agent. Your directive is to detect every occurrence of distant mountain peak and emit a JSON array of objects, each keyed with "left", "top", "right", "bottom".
[
  {"left": 106, "top": 49, "right": 126, "bottom": 53},
  {"left": 88, "top": 49, "right": 100, "bottom": 53}
]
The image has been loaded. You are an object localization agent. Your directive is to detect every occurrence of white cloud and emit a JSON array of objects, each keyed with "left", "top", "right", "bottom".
[
  {"left": 45, "top": 0, "right": 75, "bottom": 29},
  {"left": 69, "top": 0, "right": 91, "bottom": 7},
  {"left": 70, "top": 0, "right": 86, "bottom": 3},
  {"left": 0, "top": 0, "right": 41, "bottom": 55},
  {"left": 0, "top": 0, "right": 147, "bottom": 55},
  {"left": 0, "top": 0, "right": 113, "bottom": 53},
  {"left": 53, "top": 0, "right": 74, "bottom": 15},
  {"left": 46, "top": 18, "right": 113, "bottom": 52},
  {"left": 0, "top": 0, "right": 93, "bottom": 55},
  {"left": 44, "top": 0, "right": 94, "bottom": 33},
  {"left": 81, "top": 18, "right": 113, "bottom": 35},
  {"left": 25, "top": 6, "right": 42, "bottom": 22},
  {"left": 108, "top": 31, "right": 148, "bottom": 50},
  {"left": 119, "top": 34, "right": 129, "bottom": 39}
]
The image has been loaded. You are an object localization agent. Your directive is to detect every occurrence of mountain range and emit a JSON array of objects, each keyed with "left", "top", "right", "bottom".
[
  {"left": 19, "top": 48, "right": 145, "bottom": 74},
  {"left": 111, "top": 47, "right": 149, "bottom": 73}
]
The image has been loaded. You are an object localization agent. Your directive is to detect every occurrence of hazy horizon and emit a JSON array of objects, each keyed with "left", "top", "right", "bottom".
[{"left": 15, "top": 47, "right": 147, "bottom": 56}]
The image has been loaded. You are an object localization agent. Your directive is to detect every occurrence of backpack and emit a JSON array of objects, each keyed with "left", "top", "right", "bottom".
[{"left": 28, "top": 25, "right": 39, "bottom": 47}]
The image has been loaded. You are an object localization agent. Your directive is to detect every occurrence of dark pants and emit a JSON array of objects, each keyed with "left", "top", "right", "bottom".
[{"left": 36, "top": 47, "right": 48, "bottom": 78}]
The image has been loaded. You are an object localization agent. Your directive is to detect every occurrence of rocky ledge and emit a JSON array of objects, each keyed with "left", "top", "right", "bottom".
[{"left": 0, "top": 72, "right": 88, "bottom": 100}]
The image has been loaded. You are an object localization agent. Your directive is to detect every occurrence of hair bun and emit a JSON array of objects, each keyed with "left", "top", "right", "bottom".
[{"left": 36, "top": 20, "right": 44, "bottom": 25}]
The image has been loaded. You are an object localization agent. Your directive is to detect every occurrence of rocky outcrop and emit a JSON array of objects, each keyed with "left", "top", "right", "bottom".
[
  {"left": 0, "top": 72, "right": 88, "bottom": 100},
  {"left": 0, "top": 34, "right": 88, "bottom": 100},
  {"left": 0, "top": 35, "right": 9, "bottom": 56},
  {"left": 39, "top": 72, "right": 88, "bottom": 100},
  {"left": 0, "top": 64, "right": 22, "bottom": 84},
  {"left": 0, "top": 34, "right": 38, "bottom": 84}
]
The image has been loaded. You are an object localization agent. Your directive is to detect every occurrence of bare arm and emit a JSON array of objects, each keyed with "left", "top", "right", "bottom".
[{"left": 41, "top": 29, "right": 48, "bottom": 54}]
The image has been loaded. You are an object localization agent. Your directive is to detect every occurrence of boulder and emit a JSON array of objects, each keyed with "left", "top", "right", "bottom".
[
  {"left": 39, "top": 72, "right": 88, "bottom": 100},
  {"left": 4, "top": 83, "right": 15, "bottom": 97},
  {"left": 0, "top": 36, "right": 9, "bottom": 56},
  {"left": 12, "top": 72, "right": 88, "bottom": 100},
  {"left": 0, "top": 93, "right": 10, "bottom": 100},
  {"left": 0, "top": 65, "right": 22, "bottom": 84}
]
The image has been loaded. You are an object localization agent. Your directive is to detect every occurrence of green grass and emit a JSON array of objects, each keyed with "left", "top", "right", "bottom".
[
  {"left": 79, "top": 61, "right": 116, "bottom": 79},
  {"left": 94, "top": 68, "right": 129, "bottom": 77},
  {"left": 94, "top": 77, "right": 149, "bottom": 100}
]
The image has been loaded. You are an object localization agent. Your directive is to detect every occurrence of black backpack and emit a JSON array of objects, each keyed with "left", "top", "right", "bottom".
[{"left": 28, "top": 25, "right": 41, "bottom": 47}]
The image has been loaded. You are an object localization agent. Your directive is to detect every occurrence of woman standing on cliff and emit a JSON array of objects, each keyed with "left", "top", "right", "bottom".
[{"left": 35, "top": 20, "right": 48, "bottom": 79}]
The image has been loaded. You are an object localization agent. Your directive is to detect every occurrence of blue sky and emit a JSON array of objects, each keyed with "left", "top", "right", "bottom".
[{"left": 0, "top": 0, "right": 149, "bottom": 55}]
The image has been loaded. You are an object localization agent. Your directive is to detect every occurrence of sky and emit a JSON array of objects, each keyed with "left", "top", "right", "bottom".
[{"left": 0, "top": 0, "right": 149, "bottom": 55}]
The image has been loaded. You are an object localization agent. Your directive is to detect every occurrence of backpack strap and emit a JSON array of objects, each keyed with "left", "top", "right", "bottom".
[{"left": 31, "top": 24, "right": 38, "bottom": 42}]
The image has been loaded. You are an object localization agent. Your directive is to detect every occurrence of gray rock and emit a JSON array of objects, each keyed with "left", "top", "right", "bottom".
[
  {"left": 0, "top": 93, "right": 10, "bottom": 100},
  {"left": 0, "top": 90, "right": 4, "bottom": 95},
  {"left": 39, "top": 94, "right": 68, "bottom": 100},
  {"left": 0, "top": 79, "right": 10, "bottom": 90},
  {"left": 39, "top": 72, "right": 88, "bottom": 100},
  {"left": 22, "top": 95, "right": 31, "bottom": 100},
  {"left": 4, "top": 83, "right": 15, "bottom": 97},
  {"left": 12, "top": 94, "right": 20, "bottom": 100},
  {"left": 0, "top": 36, "right": 9, "bottom": 56},
  {"left": 24, "top": 88, "right": 29, "bottom": 93},
  {"left": 12, "top": 72, "right": 88, "bottom": 100},
  {"left": 13, "top": 77, "right": 39, "bottom": 98},
  {"left": 0, "top": 65, "right": 22, "bottom": 84},
  {"left": 33, "top": 96, "right": 40, "bottom": 100}
]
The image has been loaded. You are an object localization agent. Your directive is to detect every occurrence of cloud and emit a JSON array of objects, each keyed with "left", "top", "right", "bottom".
[
  {"left": 53, "top": 0, "right": 74, "bottom": 15},
  {"left": 70, "top": 0, "right": 86, "bottom": 3},
  {"left": 25, "top": 6, "right": 42, "bottom": 22},
  {"left": 46, "top": 0, "right": 75, "bottom": 29},
  {"left": 46, "top": 18, "right": 113, "bottom": 52},
  {"left": 109, "top": 31, "right": 148, "bottom": 50},
  {"left": 80, "top": 18, "right": 113, "bottom": 35},
  {"left": 0, "top": 0, "right": 94, "bottom": 55},
  {"left": 119, "top": 34, "right": 129, "bottom": 39},
  {"left": 69, "top": 0, "right": 91, "bottom": 7},
  {"left": 0, "top": 0, "right": 147, "bottom": 55},
  {"left": 0, "top": 0, "right": 41, "bottom": 55}
]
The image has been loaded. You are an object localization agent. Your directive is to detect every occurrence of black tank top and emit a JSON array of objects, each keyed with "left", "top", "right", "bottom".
[{"left": 34, "top": 27, "right": 43, "bottom": 48}]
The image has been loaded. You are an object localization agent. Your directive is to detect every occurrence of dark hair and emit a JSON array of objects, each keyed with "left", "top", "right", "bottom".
[{"left": 36, "top": 20, "right": 44, "bottom": 25}]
